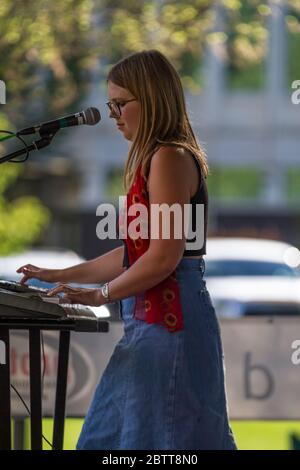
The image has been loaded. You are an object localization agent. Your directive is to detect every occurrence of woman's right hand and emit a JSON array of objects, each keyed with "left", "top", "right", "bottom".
[{"left": 16, "top": 264, "right": 60, "bottom": 285}]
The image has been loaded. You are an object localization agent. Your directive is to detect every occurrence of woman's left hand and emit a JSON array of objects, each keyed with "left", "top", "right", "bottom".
[{"left": 46, "top": 284, "right": 105, "bottom": 306}]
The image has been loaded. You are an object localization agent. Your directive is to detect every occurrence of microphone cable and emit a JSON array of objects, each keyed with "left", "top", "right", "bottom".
[{"left": 0, "top": 130, "right": 30, "bottom": 163}]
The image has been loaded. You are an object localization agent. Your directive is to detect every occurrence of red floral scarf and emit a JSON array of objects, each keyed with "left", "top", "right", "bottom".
[{"left": 118, "top": 164, "right": 184, "bottom": 332}]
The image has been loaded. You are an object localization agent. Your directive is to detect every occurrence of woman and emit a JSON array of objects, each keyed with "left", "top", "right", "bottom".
[{"left": 17, "top": 50, "right": 237, "bottom": 450}]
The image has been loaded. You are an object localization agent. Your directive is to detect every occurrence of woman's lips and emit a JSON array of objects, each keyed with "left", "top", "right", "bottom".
[{"left": 117, "top": 123, "right": 124, "bottom": 128}]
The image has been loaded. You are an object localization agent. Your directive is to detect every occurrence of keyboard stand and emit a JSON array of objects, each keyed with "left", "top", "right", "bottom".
[
  {"left": 0, "top": 302, "right": 109, "bottom": 450},
  {"left": 0, "top": 327, "right": 10, "bottom": 450},
  {"left": 53, "top": 330, "right": 70, "bottom": 451}
]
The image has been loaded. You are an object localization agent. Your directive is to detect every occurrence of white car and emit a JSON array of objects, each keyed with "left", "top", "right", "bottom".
[
  {"left": 0, "top": 248, "right": 85, "bottom": 285},
  {"left": 0, "top": 248, "right": 113, "bottom": 318},
  {"left": 204, "top": 238, "right": 300, "bottom": 318}
]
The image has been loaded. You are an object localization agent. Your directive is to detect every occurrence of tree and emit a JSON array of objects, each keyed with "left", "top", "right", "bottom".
[
  {"left": 99, "top": 0, "right": 270, "bottom": 91},
  {"left": 99, "top": 0, "right": 214, "bottom": 92},
  {"left": 1, "top": 0, "right": 298, "bottom": 255},
  {"left": 0, "top": 0, "right": 97, "bottom": 254},
  {"left": 100, "top": 0, "right": 300, "bottom": 91},
  {"left": 0, "top": 0, "right": 99, "bottom": 126},
  {"left": 0, "top": 117, "right": 50, "bottom": 255}
]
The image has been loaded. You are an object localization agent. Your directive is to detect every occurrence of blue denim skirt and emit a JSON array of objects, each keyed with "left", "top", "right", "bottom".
[{"left": 76, "top": 257, "right": 237, "bottom": 450}]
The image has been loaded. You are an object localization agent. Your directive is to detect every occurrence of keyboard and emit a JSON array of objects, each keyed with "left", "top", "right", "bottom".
[
  {"left": 0, "top": 279, "right": 48, "bottom": 295},
  {"left": 0, "top": 282, "right": 109, "bottom": 332}
]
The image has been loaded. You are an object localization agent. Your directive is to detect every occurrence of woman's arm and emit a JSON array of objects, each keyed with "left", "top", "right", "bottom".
[
  {"left": 58, "top": 245, "right": 127, "bottom": 284},
  {"left": 107, "top": 147, "right": 190, "bottom": 301}
]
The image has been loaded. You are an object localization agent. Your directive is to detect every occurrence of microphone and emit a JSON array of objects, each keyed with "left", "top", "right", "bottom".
[{"left": 17, "top": 107, "right": 101, "bottom": 136}]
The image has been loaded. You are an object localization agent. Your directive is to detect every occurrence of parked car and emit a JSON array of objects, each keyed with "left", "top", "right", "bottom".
[
  {"left": 204, "top": 238, "right": 300, "bottom": 318},
  {"left": 0, "top": 248, "right": 117, "bottom": 319},
  {"left": 3, "top": 239, "right": 300, "bottom": 320}
]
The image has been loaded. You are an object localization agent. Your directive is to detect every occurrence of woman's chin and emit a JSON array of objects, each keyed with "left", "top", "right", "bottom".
[{"left": 123, "top": 131, "right": 133, "bottom": 141}]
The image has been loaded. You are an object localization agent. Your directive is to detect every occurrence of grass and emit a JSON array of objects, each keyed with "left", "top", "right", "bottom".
[
  {"left": 231, "top": 421, "right": 300, "bottom": 450},
  {"left": 23, "top": 418, "right": 84, "bottom": 450},
  {"left": 18, "top": 418, "right": 300, "bottom": 450}
]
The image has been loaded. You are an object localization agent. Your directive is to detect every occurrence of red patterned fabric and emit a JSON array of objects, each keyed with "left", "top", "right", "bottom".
[{"left": 118, "top": 164, "right": 184, "bottom": 332}]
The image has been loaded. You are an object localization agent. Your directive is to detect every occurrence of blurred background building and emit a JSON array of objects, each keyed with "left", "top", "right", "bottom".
[
  {"left": 1, "top": 1, "right": 300, "bottom": 451},
  {"left": 1, "top": 0, "right": 299, "bottom": 260}
]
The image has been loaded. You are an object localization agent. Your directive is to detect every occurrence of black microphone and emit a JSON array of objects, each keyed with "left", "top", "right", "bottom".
[{"left": 17, "top": 107, "right": 101, "bottom": 136}]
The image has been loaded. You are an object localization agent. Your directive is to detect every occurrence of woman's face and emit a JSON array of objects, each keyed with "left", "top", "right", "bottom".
[{"left": 107, "top": 81, "right": 140, "bottom": 141}]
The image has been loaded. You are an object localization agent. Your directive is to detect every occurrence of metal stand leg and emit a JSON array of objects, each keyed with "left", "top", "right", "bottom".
[
  {"left": 52, "top": 330, "right": 70, "bottom": 450},
  {"left": 29, "top": 329, "right": 42, "bottom": 450},
  {"left": 0, "top": 327, "right": 11, "bottom": 450}
]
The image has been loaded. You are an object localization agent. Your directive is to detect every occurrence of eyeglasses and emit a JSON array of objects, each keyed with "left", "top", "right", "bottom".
[{"left": 106, "top": 99, "right": 137, "bottom": 118}]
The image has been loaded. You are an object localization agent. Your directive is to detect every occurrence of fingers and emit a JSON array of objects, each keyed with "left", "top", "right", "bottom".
[
  {"left": 47, "top": 284, "right": 85, "bottom": 305},
  {"left": 16, "top": 264, "right": 35, "bottom": 273},
  {"left": 16, "top": 266, "right": 28, "bottom": 275},
  {"left": 16, "top": 265, "right": 27, "bottom": 273},
  {"left": 47, "top": 284, "right": 78, "bottom": 297},
  {"left": 16, "top": 264, "right": 38, "bottom": 284},
  {"left": 47, "top": 284, "right": 67, "bottom": 296},
  {"left": 47, "top": 285, "right": 73, "bottom": 304},
  {"left": 19, "top": 275, "right": 30, "bottom": 285}
]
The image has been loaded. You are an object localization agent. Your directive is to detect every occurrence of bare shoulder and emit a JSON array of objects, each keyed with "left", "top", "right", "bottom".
[
  {"left": 151, "top": 145, "right": 189, "bottom": 168},
  {"left": 148, "top": 145, "right": 189, "bottom": 199},
  {"left": 147, "top": 145, "right": 190, "bottom": 192}
]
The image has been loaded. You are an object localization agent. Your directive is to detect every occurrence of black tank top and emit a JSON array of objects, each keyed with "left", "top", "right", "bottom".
[
  {"left": 182, "top": 153, "right": 208, "bottom": 257},
  {"left": 121, "top": 152, "right": 208, "bottom": 268}
]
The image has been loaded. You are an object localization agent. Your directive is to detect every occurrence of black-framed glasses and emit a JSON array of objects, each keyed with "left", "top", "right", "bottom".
[{"left": 106, "top": 99, "right": 137, "bottom": 118}]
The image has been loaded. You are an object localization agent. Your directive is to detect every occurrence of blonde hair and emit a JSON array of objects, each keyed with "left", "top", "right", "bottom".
[{"left": 107, "top": 49, "right": 209, "bottom": 193}]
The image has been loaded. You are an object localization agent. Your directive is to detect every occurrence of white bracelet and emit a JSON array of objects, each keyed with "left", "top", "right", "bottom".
[{"left": 101, "top": 282, "right": 110, "bottom": 302}]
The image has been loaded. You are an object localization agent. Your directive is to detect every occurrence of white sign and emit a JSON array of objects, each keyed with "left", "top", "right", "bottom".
[
  {"left": 222, "top": 317, "right": 300, "bottom": 420},
  {"left": 9, "top": 317, "right": 300, "bottom": 420},
  {"left": 10, "top": 325, "right": 122, "bottom": 417}
]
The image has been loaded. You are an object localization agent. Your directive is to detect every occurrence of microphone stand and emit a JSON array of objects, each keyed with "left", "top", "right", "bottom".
[{"left": 0, "top": 129, "right": 58, "bottom": 165}]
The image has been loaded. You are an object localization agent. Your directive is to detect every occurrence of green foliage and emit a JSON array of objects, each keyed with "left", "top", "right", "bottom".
[
  {"left": 286, "top": 0, "right": 300, "bottom": 85},
  {"left": 100, "top": 0, "right": 214, "bottom": 92},
  {"left": 0, "top": 161, "right": 21, "bottom": 194},
  {"left": 106, "top": 166, "right": 124, "bottom": 200},
  {"left": 287, "top": 168, "right": 300, "bottom": 202},
  {"left": 0, "top": 191, "right": 50, "bottom": 255},
  {"left": 0, "top": 0, "right": 98, "bottom": 123},
  {"left": 0, "top": 0, "right": 296, "bottom": 259},
  {"left": 226, "top": 0, "right": 269, "bottom": 89},
  {"left": 0, "top": 117, "right": 50, "bottom": 255},
  {"left": 207, "top": 167, "right": 262, "bottom": 199},
  {"left": 0, "top": 1, "right": 98, "bottom": 255},
  {"left": 101, "top": 0, "right": 274, "bottom": 91},
  {"left": 0, "top": 0, "right": 296, "bottom": 104}
]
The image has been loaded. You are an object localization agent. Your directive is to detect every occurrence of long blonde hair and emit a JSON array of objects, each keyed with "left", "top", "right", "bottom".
[{"left": 107, "top": 49, "right": 209, "bottom": 193}]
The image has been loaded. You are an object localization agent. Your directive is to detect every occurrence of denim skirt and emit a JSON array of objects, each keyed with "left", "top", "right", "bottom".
[{"left": 76, "top": 258, "right": 237, "bottom": 450}]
